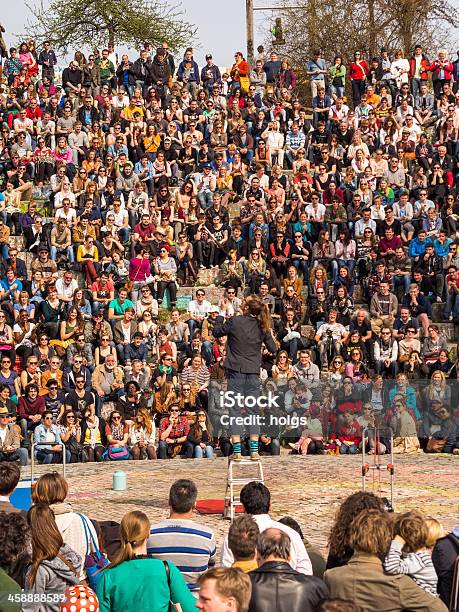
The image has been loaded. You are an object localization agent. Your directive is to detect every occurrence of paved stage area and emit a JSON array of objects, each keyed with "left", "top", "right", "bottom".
[{"left": 29, "top": 455, "right": 459, "bottom": 555}]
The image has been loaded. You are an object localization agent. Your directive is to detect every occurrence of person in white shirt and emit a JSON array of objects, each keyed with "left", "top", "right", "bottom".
[
  {"left": 187, "top": 289, "right": 211, "bottom": 337},
  {"left": 266, "top": 121, "right": 285, "bottom": 168},
  {"left": 221, "top": 481, "right": 312, "bottom": 575},
  {"left": 55, "top": 271, "right": 78, "bottom": 304},
  {"left": 315, "top": 309, "right": 348, "bottom": 369},
  {"left": 354, "top": 209, "right": 376, "bottom": 239},
  {"left": 305, "top": 197, "right": 325, "bottom": 222}
]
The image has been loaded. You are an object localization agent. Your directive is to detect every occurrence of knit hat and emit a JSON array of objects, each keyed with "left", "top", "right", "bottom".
[{"left": 60, "top": 585, "right": 99, "bottom": 612}]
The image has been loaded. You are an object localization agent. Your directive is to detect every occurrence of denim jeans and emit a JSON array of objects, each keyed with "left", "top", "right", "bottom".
[
  {"left": 339, "top": 443, "right": 358, "bottom": 454},
  {"left": 292, "top": 259, "right": 309, "bottom": 279},
  {"left": 332, "top": 259, "right": 355, "bottom": 282},
  {"left": 444, "top": 290, "right": 459, "bottom": 318},
  {"left": 201, "top": 341, "right": 214, "bottom": 366},
  {"left": 194, "top": 444, "right": 214, "bottom": 459},
  {"left": 198, "top": 190, "right": 214, "bottom": 209},
  {"left": 392, "top": 274, "right": 411, "bottom": 296},
  {"left": 36, "top": 448, "right": 71, "bottom": 464},
  {"left": 50, "top": 245, "right": 75, "bottom": 264},
  {"left": 158, "top": 439, "right": 193, "bottom": 459},
  {"left": 0, "top": 448, "right": 28, "bottom": 465},
  {"left": 187, "top": 319, "right": 203, "bottom": 337}
]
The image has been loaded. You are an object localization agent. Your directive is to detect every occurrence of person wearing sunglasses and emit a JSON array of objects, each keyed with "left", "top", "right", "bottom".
[
  {"left": 187, "top": 411, "right": 214, "bottom": 459},
  {"left": 390, "top": 395, "right": 421, "bottom": 454},
  {"left": 0, "top": 401, "right": 28, "bottom": 465},
  {"left": 158, "top": 404, "right": 193, "bottom": 459},
  {"left": 153, "top": 244, "right": 177, "bottom": 310},
  {"left": 33, "top": 409, "right": 70, "bottom": 464},
  {"left": 104, "top": 411, "right": 130, "bottom": 459}
]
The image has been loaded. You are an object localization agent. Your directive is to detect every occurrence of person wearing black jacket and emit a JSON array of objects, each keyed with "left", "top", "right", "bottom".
[
  {"left": 160, "top": 42, "right": 175, "bottom": 76},
  {"left": 116, "top": 55, "right": 136, "bottom": 95},
  {"left": 225, "top": 226, "right": 248, "bottom": 260},
  {"left": 417, "top": 244, "right": 444, "bottom": 301},
  {"left": 132, "top": 50, "right": 152, "bottom": 95},
  {"left": 37, "top": 42, "right": 57, "bottom": 82},
  {"left": 150, "top": 49, "right": 171, "bottom": 89},
  {"left": 213, "top": 295, "right": 277, "bottom": 461},
  {"left": 432, "top": 528, "right": 459, "bottom": 608},
  {"left": 0, "top": 250, "right": 27, "bottom": 282},
  {"left": 249, "top": 528, "right": 328, "bottom": 612},
  {"left": 77, "top": 97, "right": 100, "bottom": 128},
  {"left": 23, "top": 217, "right": 47, "bottom": 254},
  {"left": 61, "top": 61, "right": 83, "bottom": 96},
  {"left": 200, "top": 55, "right": 221, "bottom": 93}
]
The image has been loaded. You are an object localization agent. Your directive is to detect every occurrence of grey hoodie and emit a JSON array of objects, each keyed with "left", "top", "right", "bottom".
[{"left": 23, "top": 544, "right": 81, "bottom": 612}]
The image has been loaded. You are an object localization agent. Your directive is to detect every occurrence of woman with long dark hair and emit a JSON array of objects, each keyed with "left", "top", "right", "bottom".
[
  {"left": 187, "top": 410, "right": 214, "bottom": 459},
  {"left": 214, "top": 295, "right": 277, "bottom": 461}
]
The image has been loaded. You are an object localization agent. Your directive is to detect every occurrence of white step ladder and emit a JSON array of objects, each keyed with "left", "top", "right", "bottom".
[{"left": 223, "top": 458, "right": 264, "bottom": 520}]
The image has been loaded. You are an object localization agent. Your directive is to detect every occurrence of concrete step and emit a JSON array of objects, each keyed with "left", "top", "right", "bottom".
[
  {"left": 196, "top": 267, "right": 220, "bottom": 285},
  {"left": 431, "top": 302, "right": 446, "bottom": 323},
  {"left": 435, "top": 322, "right": 455, "bottom": 341}
]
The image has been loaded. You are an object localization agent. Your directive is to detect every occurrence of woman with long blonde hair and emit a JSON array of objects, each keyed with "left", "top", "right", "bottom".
[
  {"left": 128, "top": 407, "right": 156, "bottom": 459},
  {"left": 96, "top": 511, "right": 195, "bottom": 611}
]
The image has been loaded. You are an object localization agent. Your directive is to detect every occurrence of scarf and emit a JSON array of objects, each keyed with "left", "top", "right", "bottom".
[{"left": 86, "top": 417, "right": 100, "bottom": 447}]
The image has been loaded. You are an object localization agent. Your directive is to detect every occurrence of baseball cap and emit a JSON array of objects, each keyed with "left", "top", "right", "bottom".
[{"left": 205, "top": 54, "right": 212, "bottom": 60}]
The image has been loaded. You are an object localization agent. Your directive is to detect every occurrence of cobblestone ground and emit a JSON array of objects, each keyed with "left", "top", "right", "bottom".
[{"left": 29, "top": 455, "right": 459, "bottom": 556}]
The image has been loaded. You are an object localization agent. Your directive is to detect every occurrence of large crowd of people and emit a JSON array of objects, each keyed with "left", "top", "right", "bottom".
[
  {"left": 0, "top": 33, "right": 458, "bottom": 465},
  {"left": 0, "top": 467, "right": 458, "bottom": 611}
]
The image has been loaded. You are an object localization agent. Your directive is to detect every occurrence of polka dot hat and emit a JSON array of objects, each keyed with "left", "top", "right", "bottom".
[{"left": 60, "top": 585, "right": 99, "bottom": 612}]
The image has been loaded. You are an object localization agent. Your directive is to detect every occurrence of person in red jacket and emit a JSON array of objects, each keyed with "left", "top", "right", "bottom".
[
  {"left": 337, "top": 410, "right": 362, "bottom": 454},
  {"left": 348, "top": 51, "right": 369, "bottom": 107},
  {"left": 429, "top": 49, "right": 454, "bottom": 98},
  {"left": 230, "top": 51, "right": 249, "bottom": 95},
  {"left": 409, "top": 44, "right": 430, "bottom": 96}
]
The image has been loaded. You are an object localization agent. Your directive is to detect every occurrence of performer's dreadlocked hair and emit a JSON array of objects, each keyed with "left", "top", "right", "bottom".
[{"left": 246, "top": 294, "right": 272, "bottom": 334}]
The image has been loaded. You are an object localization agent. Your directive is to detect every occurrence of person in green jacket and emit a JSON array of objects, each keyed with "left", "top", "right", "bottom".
[{"left": 96, "top": 510, "right": 196, "bottom": 612}]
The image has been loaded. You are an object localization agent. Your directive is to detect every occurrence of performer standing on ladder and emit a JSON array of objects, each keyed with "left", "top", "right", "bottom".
[{"left": 213, "top": 295, "right": 277, "bottom": 461}]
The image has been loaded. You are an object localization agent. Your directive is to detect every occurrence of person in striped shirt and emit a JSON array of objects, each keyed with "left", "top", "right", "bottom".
[
  {"left": 147, "top": 479, "right": 216, "bottom": 594},
  {"left": 384, "top": 510, "right": 438, "bottom": 596}
]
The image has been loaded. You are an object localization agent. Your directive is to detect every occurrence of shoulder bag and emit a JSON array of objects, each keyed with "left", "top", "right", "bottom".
[
  {"left": 163, "top": 560, "right": 183, "bottom": 612},
  {"left": 78, "top": 513, "right": 109, "bottom": 589}
]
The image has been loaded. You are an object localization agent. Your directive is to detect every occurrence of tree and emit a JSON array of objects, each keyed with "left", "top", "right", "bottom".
[
  {"left": 24, "top": 0, "right": 196, "bottom": 54},
  {"left": 262, "top": 0, "right": 458, "bottom": 69}
]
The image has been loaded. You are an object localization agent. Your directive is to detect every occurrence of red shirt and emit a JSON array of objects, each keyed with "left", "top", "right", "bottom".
[
  {"left": 134, "top": 222, "right": 156, "bottom": 242},
  {"left": 349, "top": 61, "right": 369, "bottom": 80},
  {"left": 378, "top": 235, "right": 403, "bottom": 255},
  {"left": 91, "top": 280, "right": 114, "bottom": 300},
  {"left": 25, "top": 106, "right": 42, "bottom": 122}
]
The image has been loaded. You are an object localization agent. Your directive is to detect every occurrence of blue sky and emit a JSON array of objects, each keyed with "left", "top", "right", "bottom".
[{"left": 2, "top": 0, "right": 268, "bottom": 66}]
